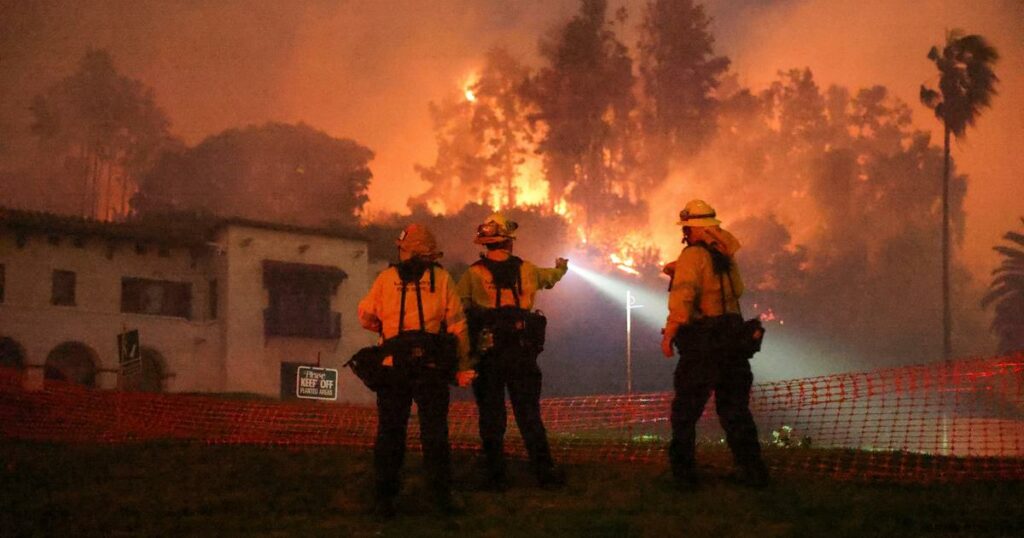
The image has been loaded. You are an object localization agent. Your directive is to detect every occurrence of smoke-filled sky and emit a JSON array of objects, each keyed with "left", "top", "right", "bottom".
[{"left": 1, "top": 0, "right": 1021, "bottom": 278}]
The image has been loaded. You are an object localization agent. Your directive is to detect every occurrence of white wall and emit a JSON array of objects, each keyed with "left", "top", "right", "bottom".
[
  {"left": 0, "top": 229, "right": 222, "bottom": 391},
  {"left": 216, "top": 225, "right": 376, "bottom": 403},
  {"left": 0, "top": 223, "right": 377, "bottom": 403}
]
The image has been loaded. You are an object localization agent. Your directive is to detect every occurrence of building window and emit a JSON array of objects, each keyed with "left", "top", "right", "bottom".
[
  {"left": 263, "top": 261, "right": 346, "bottom": 339},
  {"left": 121, "top": 277, "right": 192, "bottom": 319},
  {"left": 52, "top": 270, "right": 76, "bottom": 306},
  {"left": 208, "top": 279, "right": 218, "bottom": 320}
]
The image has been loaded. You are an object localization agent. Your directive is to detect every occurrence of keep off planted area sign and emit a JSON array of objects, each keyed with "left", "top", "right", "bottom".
[{"left": 296, "top": 366, "right": 339, "bottom": 400}]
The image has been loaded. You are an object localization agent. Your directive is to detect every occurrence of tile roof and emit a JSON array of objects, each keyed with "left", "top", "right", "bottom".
[{"left": 0, "top": 207, "right": 366, "bottom": 246}]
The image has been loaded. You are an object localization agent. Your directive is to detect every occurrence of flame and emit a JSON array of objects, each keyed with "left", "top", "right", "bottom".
[
  {"left": 463, "top": 72, "right": 478, "bottom": 103},
  {"left": 609, "top": 252, "right": 640, "bottom": 276}
]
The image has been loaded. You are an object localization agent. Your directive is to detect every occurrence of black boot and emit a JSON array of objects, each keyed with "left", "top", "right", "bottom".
[{"left": 480, "top": 443, "right": 509, "bottom": 491}]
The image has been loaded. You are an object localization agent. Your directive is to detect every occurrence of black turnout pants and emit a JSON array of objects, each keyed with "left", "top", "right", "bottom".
[
  {"left": 669, "top": 341, "right": 765, "bottom": 478},
  {"left": 472, "top": 345, "right": 554, "bottom": 475},
  {"left": 374, "top": 364, "right": 451, "bottom": 501}
]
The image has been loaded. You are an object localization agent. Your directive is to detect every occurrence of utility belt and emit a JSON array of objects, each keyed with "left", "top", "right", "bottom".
[
  {"left": 346, "top": 331, "right": 457, "bottom": 392},
  {"left": 467, "top": 307, "right": 547, "bottom": 355},
  {"left": 382, "top": 330, "right": 458, "bottom": 373},
  {"left": 674, "top": 313, "right": 764, "bottom": 360}
]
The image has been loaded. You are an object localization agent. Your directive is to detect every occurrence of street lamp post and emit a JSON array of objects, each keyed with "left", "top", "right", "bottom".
[{"left": 626, "top": 289, "right": 643, "bottom": 396}]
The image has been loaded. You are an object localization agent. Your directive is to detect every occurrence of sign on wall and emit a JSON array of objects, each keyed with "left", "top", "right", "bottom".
[
  {"left": 296, "top": 366, "right": 338, "bottom": 400},
  {"left": 117, "top": 330, "right": 141, "bottom": 364}
]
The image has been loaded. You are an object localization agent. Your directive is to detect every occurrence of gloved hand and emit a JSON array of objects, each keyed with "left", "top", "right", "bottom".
[
  {"left": 661, "top": 325, "right": 678, "bottom": 358},
  {"left": 360, "top": 314, "right": 382, "bottom": 333},
  {"left": 555, "top": 257, "right": 569, "bottom": 270},
  {"left": 456, "top": 369, "right": 477, "bottom": 387}
]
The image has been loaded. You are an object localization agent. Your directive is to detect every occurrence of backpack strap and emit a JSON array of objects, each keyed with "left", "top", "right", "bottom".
[
  {"left": 393, "top": 261, "right": 438, "bottom": 333},
  {"left": 476, "top": 255, "right": 523, "bottom": 309}
]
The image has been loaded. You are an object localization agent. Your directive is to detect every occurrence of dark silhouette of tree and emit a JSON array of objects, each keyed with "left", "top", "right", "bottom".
[
  {"left": 135, "top": 122, "right": 373, "bottom": 228},
  {"left": 30, "top": 49, "right": 174, "bottom": 220},
  {"left": 525, "top": 0, "right": 639, "bottom": 237},
  {"left": 920, "top": 30, "right": 999, "bottom": 360},
  {"left": 637, "top": 0, "right": 729, "bottom": 162},
  {"left": 982, "top": 218, "right": 1024, "bottom": 354}
]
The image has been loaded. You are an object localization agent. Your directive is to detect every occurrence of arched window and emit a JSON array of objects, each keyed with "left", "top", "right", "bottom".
[
  {"left": 0, "top": 337, "right": 26, "bottom": 374},
  {"left": 45, "top": 342, "right": 98, "bottom": 387}
]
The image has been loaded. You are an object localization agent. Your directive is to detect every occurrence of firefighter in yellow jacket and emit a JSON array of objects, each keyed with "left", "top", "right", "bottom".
[
  {"left": 457, "top": 212, "right": 568, "bottom": 490},
  {"left": 662, "top": 200, "right": 769, "bottom": 489},
  {"left": 357, "top": 224, "right": 474, "bottom": 517}
]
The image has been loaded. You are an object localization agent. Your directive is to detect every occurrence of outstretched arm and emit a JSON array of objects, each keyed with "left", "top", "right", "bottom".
[{"left": 536, "top": 257, "right": 569, "bottom": 290}]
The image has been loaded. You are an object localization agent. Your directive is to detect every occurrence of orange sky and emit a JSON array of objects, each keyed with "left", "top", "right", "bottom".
[{"left": 1, "top": 0, "right": 1020, "bottom": 277}]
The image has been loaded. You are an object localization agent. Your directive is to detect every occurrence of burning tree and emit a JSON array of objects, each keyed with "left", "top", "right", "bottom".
[
  {"left": 413, "top": 47, "right": 538, "bottom": 213},
  {"left": 525, "top": 0, "right": 643, "bottom": 240}
]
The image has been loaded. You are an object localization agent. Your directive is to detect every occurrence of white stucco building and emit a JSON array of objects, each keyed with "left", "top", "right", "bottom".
[{"left": 0, "top": 207, "right": 378, "bottom": 404}]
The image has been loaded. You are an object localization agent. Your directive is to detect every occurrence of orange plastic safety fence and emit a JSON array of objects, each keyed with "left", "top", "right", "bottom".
[{"left": 2, "top": 354, "right": 1023, "bottom": 483}]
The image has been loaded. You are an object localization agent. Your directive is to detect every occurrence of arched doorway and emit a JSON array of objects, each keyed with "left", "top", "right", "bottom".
[
  {"left": 121, "top": 347, "right": 165, "bottom": 393},
  {"left": 0, "top": 337, "right": 25, "bottom": 370},
  {"left": 45, "top": 342, "right": 98, "bottom": 387}
]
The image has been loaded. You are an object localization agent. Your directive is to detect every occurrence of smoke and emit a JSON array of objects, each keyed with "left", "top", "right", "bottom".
[
  {"left": 710, "top": 0, "right": 1024, "bottom": 279},
  {"left": 2, "top": 1, "right": 1018, "bottom": 270},
  {"left": 1, "top": 0, "right": 1020, "bottom": 386}
]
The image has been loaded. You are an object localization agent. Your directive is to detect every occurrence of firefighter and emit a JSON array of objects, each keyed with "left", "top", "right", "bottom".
[
  {"left": 457, "top": 212, "right": 569, "bottom": 490},
  {"left": 357, "top": 224, "right": 475, "bottom": 518},
  {"left": 661, "top": 200, "right": 770, "bottom": 489}
]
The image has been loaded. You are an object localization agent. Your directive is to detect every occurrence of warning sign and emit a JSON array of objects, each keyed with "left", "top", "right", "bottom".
[{"left": 296, "top": 366, "right": 339, "bottom": 400}]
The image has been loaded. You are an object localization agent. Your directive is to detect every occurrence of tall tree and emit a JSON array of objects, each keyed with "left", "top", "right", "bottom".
[
  {"left": 920, "top": 30, "right": 999, "bottom": 360},
  {"left": 637, "top": 0, "right": 729, "bottom": 162},
  {"left": 30, "top": 49, "right": 173, "bottom": 220},
  {"left": 135, "top": 122, "right": 373, "bottom": 228},
  {"left": 412, "top": 47, "right": 535, "bottom": 213},
  {"left": 526, "top": 0, "right": 639, "bottom": 236},
  {"left": 472, "top": 48, "right": 536, "bottom": 209},
  {"left": 982, "top": 218, "right": 1024, "bottom": 354}
]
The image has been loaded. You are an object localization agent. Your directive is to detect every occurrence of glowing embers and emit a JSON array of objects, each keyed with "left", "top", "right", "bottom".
[
  {"left": 753, "top": 303, "right": 785, "bottom": 326},
  {"left": 609, "top": 252, "right": 639, "bottom": 276}
]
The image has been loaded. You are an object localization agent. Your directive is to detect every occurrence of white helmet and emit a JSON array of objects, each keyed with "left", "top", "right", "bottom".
[{"left": 676, "top": 199, "right": 721, "bottom": 227}]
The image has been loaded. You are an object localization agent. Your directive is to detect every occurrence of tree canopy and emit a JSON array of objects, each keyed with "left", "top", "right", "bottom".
[{"left": 135, "top": 122, "right": 373, "bottom": 228}]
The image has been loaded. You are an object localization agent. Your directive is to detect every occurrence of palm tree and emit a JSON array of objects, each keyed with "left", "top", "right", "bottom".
[
  {"left": 920, "top": 30, "right": 999, "bottom": 360},
  {"left": 982, "top": 218, "right": 1024, "bottom": 354}
]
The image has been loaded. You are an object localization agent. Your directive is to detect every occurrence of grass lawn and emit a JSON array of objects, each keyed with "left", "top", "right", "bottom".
[{"left": 2, "top": 440, "right": 1022, "bottom": 537}]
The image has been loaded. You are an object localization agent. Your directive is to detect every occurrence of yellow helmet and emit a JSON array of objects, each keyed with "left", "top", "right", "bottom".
[
  {"left": 474, "top": 212, "right": 519, "bottom": 244},
  {"left": 676, "top": 199, "right": 721, "bottom": 227}
]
